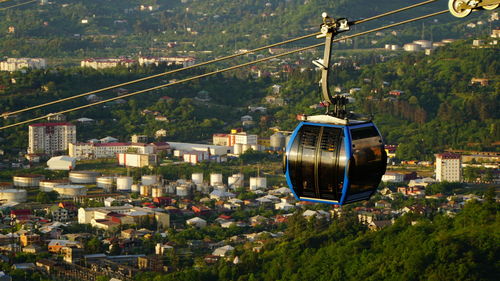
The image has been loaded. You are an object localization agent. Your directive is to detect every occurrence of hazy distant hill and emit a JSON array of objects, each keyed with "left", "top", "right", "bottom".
[{"left": 0, "top": 0, "right": 494, "bottom": 60}]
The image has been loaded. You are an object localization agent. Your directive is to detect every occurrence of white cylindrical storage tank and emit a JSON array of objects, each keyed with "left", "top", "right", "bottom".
[
  {"left": 0, "top": 189, "right": 27, "bottom": 203},
  {"left": 69, "top": 171, "right": 99, "bottom": 184},
  {"left": 52, "top": 185, "right": 86, "bottom": 198},
  {"left": 271, "top": 132, "right": 286, "bottom": 149},
  {"left": 141, "top": 175, "right": 157, "bottom": 186},
  {"left": 131, "top": 183, "right": 140, "bottom": 193},
  {"left": 116, "top": 176, "right": 133, "bottom": 191},
  {"left": 413, "top": 40, "right": 432, "bottom": 49},
  {"left": 201, "top": 185, "right": 211, "bottom": 194},
  {"left": 140, "top": 185, "right": 152, "bottom": 197},
  {"left": 228, "top": 173, "right": 244, "bottom": 190},
  {"left": 152, "top": 187, "right": 164, "bottom": 198},
  {"left": 13, "top": 174, "right": 44, "bottom": 187},
  {"left": 176, "top": 185, "right": 189, "bottom": 197},
  {"left": 166, "top": 185, "right": 175, "bottom": 194},
  {"left": 97, "top": 176, "right": 114, "bottom": 190},
  {"left": 39, "top": 180, "right": 69, "bottom": 192},
  {"left": 249, "top": 177, "right": 267, "bottom": 190},
  {"left": 403, "top": 43, "right": 421, "bottom": 52},
  {"left": 192, "top": 173, "right": 203, "bottom": 185},
  {"left": 210, "top": 173, "right": 223, "bottom": 186},
  {"left": 234, "top": 143, "right": 242, "bottom": 155},
  {"left": 242, "top": 144, "right": 252, "bottom": 152},
  {"left": 390, "top": 44, "right": 400, "bottom": 51}
]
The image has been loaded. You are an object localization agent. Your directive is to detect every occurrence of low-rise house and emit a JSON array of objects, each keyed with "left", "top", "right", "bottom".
[
  {"left": 47, "top": 240, "right": 83, "bottom": 253},
  {"left": 368, "top": 220, "right": 393, "bottom": 231},
  {"left": 275, "top": 201, "right": 295, "bottom": 211},
  {"left": 186, "top": 217, "right": 207, "bottom": 228},
  {"left": 212, "top": 245, "right": 234, "bottom": 257}
]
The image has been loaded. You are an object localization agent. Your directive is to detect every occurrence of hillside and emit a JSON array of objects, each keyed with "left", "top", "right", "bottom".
[
  {"left": 132, "top": 194, "right": 499, "bottom": 281},
  {"left": 0, "top": 0, "right": 495, "bottom": 61}
]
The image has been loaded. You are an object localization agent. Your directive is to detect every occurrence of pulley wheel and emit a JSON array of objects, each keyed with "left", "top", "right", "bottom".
[
  {"left": 482, "top": 4, "right": 499, "bottom": 10},
  {"left": 449, "top": 0, "right": 472, "bottom": 18}
]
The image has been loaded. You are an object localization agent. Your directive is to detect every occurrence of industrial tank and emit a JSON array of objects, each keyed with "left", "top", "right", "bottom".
[
  {"left": 0, "top": 189, "right": 27, "bottom": 203},
  {"left": 96, "top": 176, "right": 115, "bottom": 191},
  {"left": 228, "top": 173, "right": 244, "bottom": 190},
  {"left": 141, "top": 175, "right": 157, "bottom": 186},
  {"left": 249, "top": 177, "right": 267, "bottom": 191},
  {"left": 39, "top": 180, "right": 68, "bottom": 192},
  {"left": 131, "top": 183, "right": 140, "bottom": 193},
  {"left": 403, "top": 43, "right": 421, "bottom": 52},
  {"left": 52, "top": 185, "right": 86, "bottom": 198},
  {"left": 233, "top": 143, "right": 243, "bottom": 155},
  {"left": 140, "top": 185, "right": 152, "bottom": 197},
  {"left": 152, "top": 187, "right": 164, "bottom": 198},
  {"left": 13, "top": 174, "right": 44, "bottom": 187},
  {"left": 176, "top": 185, "right": 189, "bottom": 197},
  {"left": 69, "top": 171, "right": 100, "bottom": 184},
  {"left": 116, "top": 176, "right": 133, "bottom": 191},
  {"left": 270, "top": 132, "right": 286, "bottom": 150},
  {"left": 191, "top": 173, "right": 203, "bottom": 185},
  {"left": 210, "top": 174, "right": 223, "bottom": 187}
]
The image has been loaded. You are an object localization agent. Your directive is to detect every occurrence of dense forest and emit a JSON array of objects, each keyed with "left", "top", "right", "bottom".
[
  {"left": 0, "top": 0, "right": 494, "bottom": 60},
  {"left": 131, "top": 191, "right": 499, "bottom": 281}
]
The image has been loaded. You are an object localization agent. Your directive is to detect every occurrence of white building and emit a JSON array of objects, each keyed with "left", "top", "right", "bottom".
[
  {"left": 138, "top": 56, "right": 195, "bottom": 67},
  {"left": 117, "top": 153, "right": 157, "bottom": 167},
  {"left": 168, "top": 142, "right": 232, "bottom": 156},
  {"left": 0, "top": 58, "right": 46, "bottom": 71},
  {"left": 80, "top": 58, "right": 136, "bottom": 69},
  {"left": 28, "top": 123, "right": 76, "bottom": 155},
  {"left": 69, "top": 142, "right": 154, "bottom": 159},
  {"left": 186, "top": 217, "right": 207, "bottom": 228},
  {"left": 233, "top": 132, "right": 258, "bottom": 145},
  {"left": 435, "top": 153, "right": 462, "bottom": 182},
  {"left": 46, "top": 156, "right": 76, "bottom": 170},
  {"left": 381, "top": 172, "right": 405, "bottom": 182},
  {"left": 78, "top": 206, "right": 169, "bottom": 229}
]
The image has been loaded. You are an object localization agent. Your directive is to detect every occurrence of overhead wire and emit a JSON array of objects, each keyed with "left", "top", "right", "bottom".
[
  {"left": 0, "top": 0, "right": 37, "bottom": 11},
  {"left": 0, "top": 0, "right": 441, "bottom": 118},
  {"left": 0, "top": 9, "right": 449, "bottom": 131}
]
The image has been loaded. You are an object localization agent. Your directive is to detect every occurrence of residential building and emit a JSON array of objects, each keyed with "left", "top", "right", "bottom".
[
  {"left": 28, "top": 123, "right": 76, "bottom": 155},
  {"left": 435, "top": 152, "right": 462, "bottom": 182},
  {"left": 80, "top": 58, "right": 136, "bottom": 69},
  {"left": 0, "top": 58, "right": 46, "bottom": 71},
  {"left": 69, "top": 142, "right": 154, "bottom": 159},
  {"left": 78, "top": 206, "right": 169, "bottom": 230},
  {"left": 138, "top": 56, "right": 195, "bottom": 67}
]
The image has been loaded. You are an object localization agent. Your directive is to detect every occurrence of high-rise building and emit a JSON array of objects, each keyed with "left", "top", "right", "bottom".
[
  {"left": 28, "top": 123, "right": 76, "bottom": 155},
  {"left": 435, "top": 152, "right": 462, "bottom": 182}
]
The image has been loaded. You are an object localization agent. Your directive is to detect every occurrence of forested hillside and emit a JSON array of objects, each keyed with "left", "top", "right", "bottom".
[
  {"left": 0, "top": 39, "right": 498, "bottom": 160},
  {"left": 132, "top": 192, "right": 499, "bottom": 281},
  {"left": 0, "top": 0, "right": 493, "bottom": 60}
]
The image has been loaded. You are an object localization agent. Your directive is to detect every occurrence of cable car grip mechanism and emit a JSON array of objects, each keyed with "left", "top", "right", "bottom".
[{"left": 313, "top": 13, "right": 352, "bottom": 119}]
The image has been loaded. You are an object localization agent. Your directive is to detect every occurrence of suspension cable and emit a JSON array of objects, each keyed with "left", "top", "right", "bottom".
[
  {"left": 0, "top": 0, "right": 441, "bottom": 118},
  {"left": 0, "top": 0, "right": 36, "bottom": 11},
  {"left": 352, "top": 0, "right": 438, "bottom": 24},
  {"left": 0, "top": 33, "right": 320, "bottom": 118},
  {"left": 0, "top": 9, "right": 448, "bottom": 131}
]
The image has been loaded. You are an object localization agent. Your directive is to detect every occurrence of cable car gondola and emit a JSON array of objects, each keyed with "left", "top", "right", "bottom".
[{"left": 283, "top": 14, "right": 387, "bottom": 205}]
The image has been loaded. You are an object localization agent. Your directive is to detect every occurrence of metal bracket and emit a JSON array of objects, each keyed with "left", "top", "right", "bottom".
[{"left": 314, "top": 13, "right": 351, "bottom": 118}]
